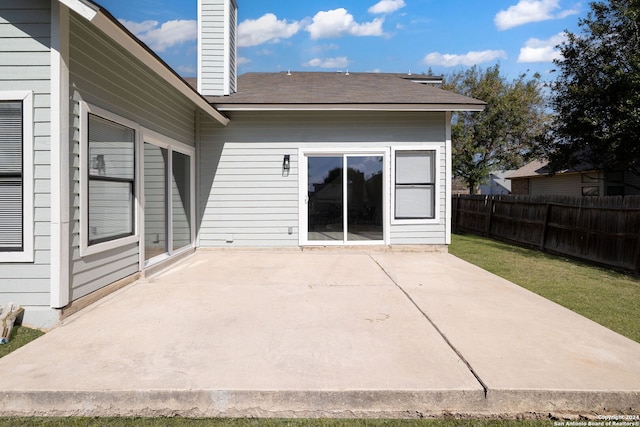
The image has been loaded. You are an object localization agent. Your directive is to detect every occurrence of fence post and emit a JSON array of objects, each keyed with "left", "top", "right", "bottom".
[
  {"left": 540, "top": 203, "right": 552, "bottom": 251},
  {"left": 452, "top": 195, "right": 459, "bottom": 232},
  {"left": 634, "top": 216, "right": 640, "bottom": 273},
  {"left": 485, "top": 197, "right": 494, "bottom": 237}
]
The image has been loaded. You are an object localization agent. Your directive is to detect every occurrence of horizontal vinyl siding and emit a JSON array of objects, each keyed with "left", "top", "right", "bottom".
[
  {"left": 69, "top": 16, "right": 197, "bottom": 145},
  {"left": 199, "top": 0, "right": 224, "bottom": 94},
  {"left": 68, "top": 11, "right": 198, "bottom": 300},
  {"left": 199, "top": 111, "right": 448, "bottom": 247},
  {"left": 0, "top": 0, "right": 52, "bottom": 312},
  {"left": 530, "top": 174, "right": 598, "bottom": 197},
  {"left": 70, "top": 243, "right": 139, "bottom": 299}
]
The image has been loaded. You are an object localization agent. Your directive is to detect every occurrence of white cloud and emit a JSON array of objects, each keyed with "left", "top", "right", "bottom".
[
  {"left": 306, "top": 8, "right": 385, "bottom": 39},
  {"left": 303, "top": 56, "right": 349, "bottom": 68},
  {"left": 307, "top": 43, "right": 340, "bottom": 54},
  {"left": 517, "top": 32, "right": 567, "bottom": 62},
  {"left": 176, "top": 64, "right": 196, "bottom": 75},
  {"left": 368, "top": 0, "right": 406, "bottom": 14},
  {"left": 237, "top": 13, "right": 301, "bottom": 47},
  {"left": 120, "top": 19, "right": 197, "bottom": 52},
  {"left": 237, "top": 56, "right": 252, "bottom": 66},
  {"left": 422, "top": 50, "right": 507, "bottom": 67},
  {"left": 121, "top": 19, "right": 158, "bottom": 35},
  {"left": 494, "top": 0, "right": 579, "bottom": 30}
]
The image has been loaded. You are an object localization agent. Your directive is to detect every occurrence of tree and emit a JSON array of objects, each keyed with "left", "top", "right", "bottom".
[
  {"left": 545, "top": 0, "right": 640, "bottom": 175},
  {"left": 443, "top": 64, "right": 548, "bottom": 194}
]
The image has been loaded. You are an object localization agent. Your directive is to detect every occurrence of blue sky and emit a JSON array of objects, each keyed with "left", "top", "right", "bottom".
[{"left": 98, "top": 0, "right": 585, "bottom": 81}]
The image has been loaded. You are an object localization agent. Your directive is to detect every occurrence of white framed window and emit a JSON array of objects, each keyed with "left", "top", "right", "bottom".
[
  {"left": 80, "top": 103, "right": 139, "bottom": 256},
  {"left": 392, "top": 146, "right": 440, "bottom": 224},
  {"left": 0, "top": 91, "right": 33, "bottom": 262}
]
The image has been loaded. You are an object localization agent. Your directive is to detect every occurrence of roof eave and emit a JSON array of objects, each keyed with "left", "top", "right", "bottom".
[
  {"left": 213, "top": 103, "right": 487, "bottom": 112},
  {"left": 509, "top": 169, "right": 602, "bottom": 179},
  {"left": 61, "top": 0, "right": 230, "bottom": 126}
]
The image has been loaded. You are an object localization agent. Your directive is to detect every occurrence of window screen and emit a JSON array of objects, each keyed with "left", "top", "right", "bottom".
[
  {"left": 0, "top": 101, "right": 23, "bottom": 250},
  {"left": 88, "top": 114, "right": 135, "bottom": 245},
  {"left": 395, "top": 150, "right": 436, "bottom": 219}
]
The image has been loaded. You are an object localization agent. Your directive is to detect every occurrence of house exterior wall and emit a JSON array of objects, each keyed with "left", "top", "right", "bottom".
[
  {"left": 68, "top": 11, "right": 200, "bottom": 301},
  {"left": 510, "top": 178, "right": 529, "bottom": 196},
  {"left": 198, "top": 111, "right": 448, "bottom": 247},
  {"left": 620, "top": 172, "right": 640, "bottom": 196},
  {"left": 0, "top": 0, "right": 55, "bottom": 327},
  {"left": 529, "top": 172, "right": 604, "bottom": 197}
]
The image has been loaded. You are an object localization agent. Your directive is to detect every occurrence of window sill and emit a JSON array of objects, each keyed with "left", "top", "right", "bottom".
[
  {"left": 391, "top": 218, "right": 441, "bottom": 225},
  {"left": 0, "top": 251, "right": 34, "bottom": 263},
  {"left": 81, "top": 234, "right": 139, "bottom": 257}
]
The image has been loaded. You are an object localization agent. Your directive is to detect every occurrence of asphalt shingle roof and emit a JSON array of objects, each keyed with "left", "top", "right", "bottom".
[{"left": 200, "top": 72, "right": 486, "bottom": 109}]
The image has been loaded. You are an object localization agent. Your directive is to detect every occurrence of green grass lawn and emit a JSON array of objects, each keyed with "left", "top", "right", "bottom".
[
  {"left": 449, "top": 232, "right": 640, "bottom": 343},
  {"left": 0, "top": 325, "right": 44, "bottom": 359}
]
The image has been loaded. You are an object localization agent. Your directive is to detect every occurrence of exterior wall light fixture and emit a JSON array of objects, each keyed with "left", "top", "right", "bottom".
[{"left": 283, "top": 155, "right": 290, "bottom": 172}]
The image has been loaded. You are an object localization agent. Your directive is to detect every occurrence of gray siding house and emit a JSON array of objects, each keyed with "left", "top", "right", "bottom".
[{"left": 0, "top": 0, "right": 484, "bottom": 328}]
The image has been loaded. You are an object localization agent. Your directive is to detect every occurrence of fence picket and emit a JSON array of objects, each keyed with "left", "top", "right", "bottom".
[{"left": 452, "top": 195, "right": 640, "bottom": 272}]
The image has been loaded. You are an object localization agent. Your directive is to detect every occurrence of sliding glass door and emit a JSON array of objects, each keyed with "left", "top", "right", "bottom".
[
  {"left": 143, "top": 141, "right": 194, "bottom": 264},
  {"left": 306, "top": 153, "right": 384, "bottom": 244}
]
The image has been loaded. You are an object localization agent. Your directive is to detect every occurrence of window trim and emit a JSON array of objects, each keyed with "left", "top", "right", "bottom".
[
  {"left": 80, "top": 103, "right": 140, "bottom": 257},
  {"left": 298, "top": 146, "right": 391, "bottom": 246},
  {"left": 140, "top": 127, "right": 196, "bottom": 268},
  {"left": 0, "top": 91, "right": 34, "bottom": 263},
  {"left": 391, "top": 146, "right": 441, "bottom": 225}
]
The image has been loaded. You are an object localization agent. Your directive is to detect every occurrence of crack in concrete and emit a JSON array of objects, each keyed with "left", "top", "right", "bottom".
[{"left": 368, "top": 253, "right": 490, "bottom": 398}]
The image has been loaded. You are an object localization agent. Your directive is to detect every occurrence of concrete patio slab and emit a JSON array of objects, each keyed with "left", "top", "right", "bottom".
[
  {"left": 0, "top": 250, "right": 638, "bottom": 418},
  {"left": 371, "top": 252, "right": 640, "bottom": 413}
]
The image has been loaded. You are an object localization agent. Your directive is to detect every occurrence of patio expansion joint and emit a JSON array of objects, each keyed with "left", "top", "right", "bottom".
[{"left": 368, "top": 254, "right": 490, "bottom": 399}]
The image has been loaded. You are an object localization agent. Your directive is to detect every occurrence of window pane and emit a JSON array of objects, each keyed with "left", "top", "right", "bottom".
[
  {"left": 0, "top": 178, "right": 22, "bottom": 249},
  {"left": 0, "top": 101, "right": 22, "bottom": 174},
  {"left": 347, "top": 156, "right": 383, "bottom": 241},
  {"left": 144, "top": 143, "right": 168, "bottom": 260},
  {"left": 89, "top": 180, "right": 133, "bottom": 243},
  {"left": 89, "top": 114, "right": 135, "bottom": 179},
  {"left": 87, "top": 114, "right": 135, "bottom": 246},
  {"left": 0, "top": 101, "right": 23, "bottom": 250},
  {"left": 396, "top": 151, "right": 434, "bottom": 184},
  {"left": 307, "top": 156, "right": 343, "bottom": 241},
  {"left": 395, "top": 185, "right": 434, "bottom": 219},
  {"left": 172, "top": 151, "right": 191, "bottom": 250}
]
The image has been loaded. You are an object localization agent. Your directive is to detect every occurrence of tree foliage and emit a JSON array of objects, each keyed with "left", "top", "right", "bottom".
[
  {"left": 443, "top": 64, "right": 548, "bottom": 194},
  {"left": 546, "top": 0, "right": 640, "bottom": 174}
]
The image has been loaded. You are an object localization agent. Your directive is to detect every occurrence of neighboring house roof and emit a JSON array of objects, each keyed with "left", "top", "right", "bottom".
[
  {"left": 202, "top": 72, "right": 487, "bottom": 112},
  {"left": 507, "top": 160, "right": 550, "bottom": 179},
  {"left": 59, "top": 0, "right": 229, "bottom": 125},
  {"left": 482, "top": 170, "right": 514, "bottom": 192},
  {"left": 508, "top": 160, "right": 600, "bottom": 179}
]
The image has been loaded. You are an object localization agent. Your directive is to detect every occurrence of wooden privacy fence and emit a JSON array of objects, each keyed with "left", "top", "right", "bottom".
[{"left": 452, "top": 195, "right": 640, "bottom": 272}]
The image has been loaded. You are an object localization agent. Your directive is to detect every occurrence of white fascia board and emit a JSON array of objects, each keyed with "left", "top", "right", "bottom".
[
  {"left": 214, "top": 104, "right": 486, "bottom": 112},
  {"left": 77, "top": 6, "right": 229, "bottom": 126},
  {"left": 58, "top": 0, "right": 98, "bottom": 21}
]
